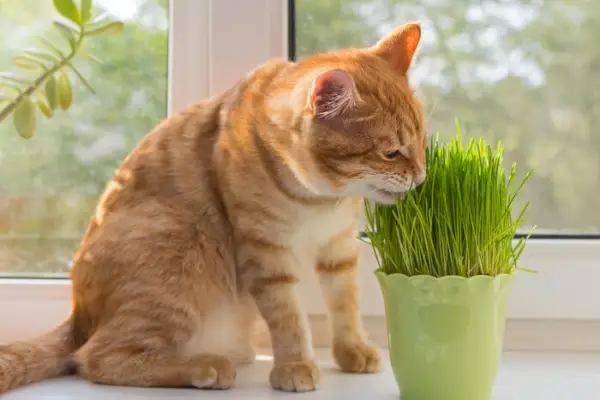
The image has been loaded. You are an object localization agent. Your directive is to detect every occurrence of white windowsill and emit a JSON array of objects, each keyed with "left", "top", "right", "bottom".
[
  {"left": 1, "top": 239, "right": 599, "bottom": 352},
  {"left": 3, "top": 349, "right": 600, "bottom": 400},
  {"left": 2, "top": 239, "right": 599, "bottom": 318}
]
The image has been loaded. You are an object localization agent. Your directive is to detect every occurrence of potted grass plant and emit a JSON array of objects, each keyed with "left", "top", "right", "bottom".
[{"left": 364, "top": 122, "right": 535, "bottom": 400}]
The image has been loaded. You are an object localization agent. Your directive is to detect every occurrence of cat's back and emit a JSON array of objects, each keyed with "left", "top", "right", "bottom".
[
  {"left": 69, "top": 91, "right": 241, "bottom": 333},
  {"left": 72, "top": 92, "right": 233, "bottom": 279},
  {"left": 105, "top": 93, "right": 227, "bottom": 214}
]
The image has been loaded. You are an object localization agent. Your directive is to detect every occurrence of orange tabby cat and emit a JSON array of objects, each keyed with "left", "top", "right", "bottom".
[{"left": 0, "top": 22, "right": 426, "bottom": 393}]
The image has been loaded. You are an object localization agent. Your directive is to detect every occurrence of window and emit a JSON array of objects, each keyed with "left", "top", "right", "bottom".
[
  {"left": 295, "top": 0, "right": 600, "bottom": 236},
  {"left": 0, "top": 0, "right": 169, "bottom": 276},
  {"left": 1, "top": 0, "right": 598, "bottom": 350},
  {"left": 291, "top": 0, "right": 600, "bottom": 333}
]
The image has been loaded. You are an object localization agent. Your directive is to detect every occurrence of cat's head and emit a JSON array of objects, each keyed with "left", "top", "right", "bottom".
[{"left": 301, "top": 23, "right": 426, "bottom": 204}]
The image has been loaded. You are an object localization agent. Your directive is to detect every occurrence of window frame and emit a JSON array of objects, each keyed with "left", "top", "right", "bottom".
[{"left": 1, "top": 0, "right": 599, "bottom": 349}]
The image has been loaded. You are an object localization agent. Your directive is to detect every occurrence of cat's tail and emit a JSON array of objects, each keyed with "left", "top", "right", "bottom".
[{"left": 0, "top": 318, "right": 77, "bottom": 393}]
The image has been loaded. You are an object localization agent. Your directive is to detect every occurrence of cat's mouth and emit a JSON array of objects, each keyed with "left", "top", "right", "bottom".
[{"left": 368, "top": 186, "right": 404, "bottom": 203}]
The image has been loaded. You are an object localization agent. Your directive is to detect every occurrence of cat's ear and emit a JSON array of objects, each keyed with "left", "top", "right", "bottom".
[
  {"left": 371, "top": 22, "right": 421, "bottom": 74},
  {"left": 309, "top": 69, "right": 357, "bottom": 122}
]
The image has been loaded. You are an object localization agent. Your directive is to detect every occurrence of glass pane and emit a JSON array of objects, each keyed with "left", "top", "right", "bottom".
[
  {"left": 0, "top": 0, "right": 169, "bottom": 275},
  {"left": 295, "top": 0, "right": 600, "bottom": 234}
]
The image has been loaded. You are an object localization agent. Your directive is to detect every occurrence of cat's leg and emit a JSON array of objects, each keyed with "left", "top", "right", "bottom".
[
  {"left": 317, "top": 229, "right": 381, "bottom": 373},
  {"left": 74, "top": 314, "right": 236, "bottom": 389},
  {"left": 237, "top": 238, "right": 319, "bottom": 392},
  {"left": 234, "top": 293, "right": 260, "bottom": 365}
]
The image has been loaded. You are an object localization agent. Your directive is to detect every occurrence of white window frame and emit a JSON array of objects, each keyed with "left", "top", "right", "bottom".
[{"left": 1, "top": 0, "right": 599, "bottom": 350}]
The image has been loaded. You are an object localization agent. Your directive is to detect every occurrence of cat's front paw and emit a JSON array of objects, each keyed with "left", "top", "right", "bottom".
[
  {"left": 269, "top": 360, "right": 320, "bottom": 392},
  {"left": 333, "top": 340, "right": 382, "bottom": 373}
]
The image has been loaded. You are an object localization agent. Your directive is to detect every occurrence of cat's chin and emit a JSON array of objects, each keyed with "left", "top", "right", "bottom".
[{"left": 365, "top": 188, "right": 405, "bottom": 205}]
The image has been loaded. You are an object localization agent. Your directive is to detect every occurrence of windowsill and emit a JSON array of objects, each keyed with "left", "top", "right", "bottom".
[
  {"left": 3, "top": 239, "right": 600, "bottom": 318},
  {"left": 1, "top": 239, "right": 600, "bottom": 351},
  {"left": 3, "top": 349, "right": 600, "bottom": 399}
]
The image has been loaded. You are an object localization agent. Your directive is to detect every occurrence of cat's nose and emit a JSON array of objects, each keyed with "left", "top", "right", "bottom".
[{"left": 413, "top": 172, "right": 426, "bottom": 185}]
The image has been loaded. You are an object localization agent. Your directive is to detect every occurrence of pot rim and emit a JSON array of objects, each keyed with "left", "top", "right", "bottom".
[{"left": 374, "top": 269, "right": 515, "bottom": 283}]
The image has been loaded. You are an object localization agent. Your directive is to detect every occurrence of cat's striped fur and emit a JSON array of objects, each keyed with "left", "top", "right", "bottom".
[{"left": 0, "top": 22, "right": 426, "bottom": 393}]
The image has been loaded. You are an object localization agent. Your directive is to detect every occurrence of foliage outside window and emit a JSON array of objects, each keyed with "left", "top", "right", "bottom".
[
  {"left": 296, "top": 0, "right": 600, "bottom": 235},
  {"left": 1, "top": 0, "right": 598, "bottom": 275},
  {"left": 0, "top": 0, "right": 168, "bottom": 274}
]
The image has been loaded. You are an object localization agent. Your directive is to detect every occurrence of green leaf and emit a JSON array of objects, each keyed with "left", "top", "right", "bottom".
[
  {"left": 13, "top": 56, "right": 42, "bottom": 70},
  {"left": 67, "top": 63, "right": 95, "bottom": 93},
  {"left": 85, "top": 21, "right": 125, "bottom": 37},
  {"left": 57, "top": 71, "right": 73, "bottom": 110},
  {"left": 53, "top": 0, "right": 81, "bottom": 25},
  {"left": 0, "top": 83, "right": 20, "bottom": 95},
  {"left": 13, "top": 97, "right": 37, "bottom": 139},
  {"left": 25, "top": 47, "right": 63, "bottom": 63},
  {"left": 37, "top": 98, "right": 54, "bottom": 119},
  {"left": 87, "top": 12, "right": 110, "bottom": 26},
  {"left": 45, "top": 75, "right": 59, "bottom": 110},
  {"left": 0, "top": 72, "right": 30, "bottom": 85},
  {"left": 55, "top": 16, "right": 81, "bottom": 31},
  {"left": 37, "top": 39, "right": 67, "bottom": 59},
  {"left": 54, "top": 21, "right": 79, "bottom": 50},
  {"left": 77, "top": 50, "right": 103, "bottom": 64},
  {"left": 17, "top": 54, "right": 51, "bottom": 71},
  {"left": 81, "top": 0, "right": 92, "bottom": 23}
]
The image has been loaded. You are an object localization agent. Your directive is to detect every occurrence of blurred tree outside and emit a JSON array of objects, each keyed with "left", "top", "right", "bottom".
[
  {"left": 1, "top": 0, "right": 598, "bottom": 274},
  {"left": 0, "top": 0, "right": 168, "bottom": 273}
]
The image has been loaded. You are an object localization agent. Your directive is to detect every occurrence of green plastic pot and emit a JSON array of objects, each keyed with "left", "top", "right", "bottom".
[{"left": 375, "top": 270, "right": 515, "bottom": 400}]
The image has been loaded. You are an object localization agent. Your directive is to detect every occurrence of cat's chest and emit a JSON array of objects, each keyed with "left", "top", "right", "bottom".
[{"left": 289, "top": 198, "right": 359, "bottom": 258}]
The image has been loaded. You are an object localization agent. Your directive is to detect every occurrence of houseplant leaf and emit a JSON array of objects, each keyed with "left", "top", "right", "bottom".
[
  {"left": 13, "top": 56, "right": 42, "bottom": 71},
  {"left": 81, "top": 0, "right": 92, "bottom": 23},
  {"left": 0, "top": 83, "right": 19, "bottom": 96},
  {"left": 67, "top": 63, "right": 95, "bottom": 93},
  {"left": 13, "top": 97, "right": 37, "bottom": 139},
  {"left": 54, "top": 21, "right": 79, "bottom": 50},
  {"left": 17, "top": 54, "right": 50, "bottom": 70},
  {"left": 37, "top": 39, "right": 67, "bottom": 59},
  {"left": 77, "top": 50, "right": 103, "bottom": 64},
  {"left": 37, "top": 98, "right": 54, "bottom": 119},
  {"left": 53, "top": 0, "right": 81, "bottom": 25},
  {"left": 85, "top": 21, "right": 125, "bottom": 37},
  {"left": 45, "top": 75, "right": 59, "bottom": 110},
  {"left": 86, "top": 12, "right": 110, "bottom": 28},
  {"left": 58, "top": 71, "right": 73, "bottom": 110},
  {"left": 24, "top": 47, "right": 62, "bottom": 63},
  {"left": 2, "top": 3, "right": 125, "bottom": 139},
  {"left": 0, "top": 72, "right": 30, "bottom": 85}
]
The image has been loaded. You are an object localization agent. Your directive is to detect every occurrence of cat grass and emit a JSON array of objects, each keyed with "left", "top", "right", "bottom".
[{"left": 364, "top": 121, "right": 535, "bottom": 277}]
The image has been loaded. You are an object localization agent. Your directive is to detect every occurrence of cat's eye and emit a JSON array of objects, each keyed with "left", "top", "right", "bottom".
[{"left": 383, "top": 150, "right": 402, "bottom": 160}]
